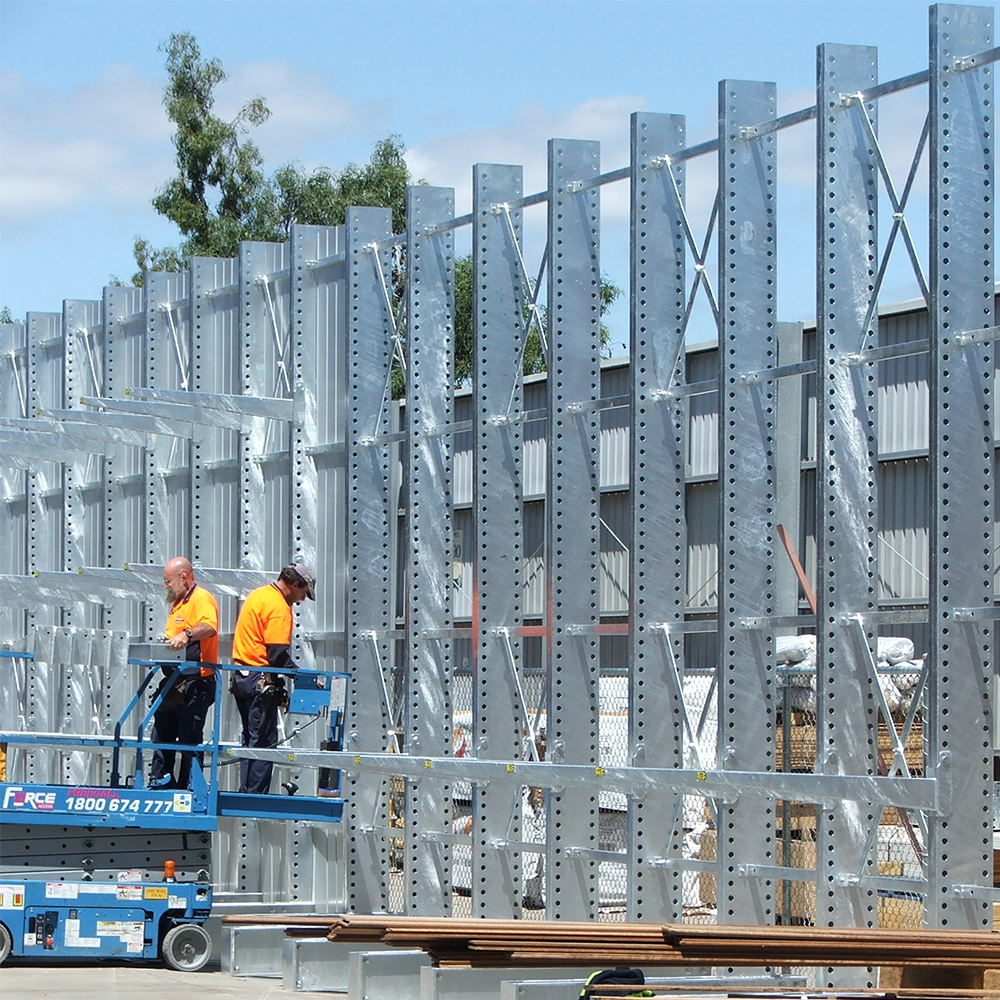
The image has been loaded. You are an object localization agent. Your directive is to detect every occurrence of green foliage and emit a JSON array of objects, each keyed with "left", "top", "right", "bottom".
[
  {"left": 452, "top": 255, "right": 622, "bottom": 386},
  {"left": 133, "top": 34, "right": 413, "bottom": 284},
  {"left": 132, "top": 32, "right": 624, "bottom": 397},
  {"left": 137, "top": 32, "right": 278, "bottom": 277},
  {"left": 0, "top": 306, "right": 13, "bottom": 324},
  {"left": 273, "top": 137, "right": 410, "bottom": 238}
]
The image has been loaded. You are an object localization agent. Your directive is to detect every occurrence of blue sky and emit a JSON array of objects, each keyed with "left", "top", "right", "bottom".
[{"left": 2, "top": 0, "right": 941, "bottom": 353}]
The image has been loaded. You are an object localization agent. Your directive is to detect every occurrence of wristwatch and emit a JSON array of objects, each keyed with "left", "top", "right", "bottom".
[{"left": 184, "top": 628, "right": 193, "bottom": 641}]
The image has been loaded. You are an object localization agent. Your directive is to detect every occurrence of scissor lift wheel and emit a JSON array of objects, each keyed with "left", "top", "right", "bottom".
[{"left": 161, "top": 922, "right": 212, "bottom": 972}]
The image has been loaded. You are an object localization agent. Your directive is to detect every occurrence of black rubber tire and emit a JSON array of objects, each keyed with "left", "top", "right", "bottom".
[
  {"left": 161, "top": 922, "right": 211, "bottom": 972},
  {"left": 0, "top": 922, "right": 12, "bottom": 965}
]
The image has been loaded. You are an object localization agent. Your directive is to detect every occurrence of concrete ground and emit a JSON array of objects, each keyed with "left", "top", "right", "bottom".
[{"left": 0, "top": 960, "right": 337, "bottom": 1000}]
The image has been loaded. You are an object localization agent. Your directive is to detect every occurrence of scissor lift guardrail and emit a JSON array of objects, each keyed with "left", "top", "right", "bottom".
[{"left": 0, "top": 647, "right": 347, "bottom": 968}]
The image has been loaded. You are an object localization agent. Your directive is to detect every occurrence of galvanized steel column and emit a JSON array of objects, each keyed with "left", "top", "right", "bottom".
[
  {"left": 291, "top": 224, "right": 348, "bottom": 673},
  {"left": 717, "top": 80, "right": 778, "bottom": 926},
  {"left": 345, "top": 206, "right": 395, "bottom": 913},
  {"left": 545, "top": 138, "right": 602, "bottom": 920},
  {"left": 102, "top": 285, "right": 146, "bottom": 637},
  {"left": 190, "top": 256, "right": 241, "bottom": 631},
  {"left": 404, "top": 185, "right": 456, "bottom": 914},
  {"left": 63, "top": 299, "right": 105, "bottom": 629},
  {"left": 0, "top": 320, "right": 28, "bottom": 642},
  {"left": 27, "top": 312, "right": 65, "bottom": 630},
  {"left": 240, "top": 242, "right": 290, "bottom": 575},
  {"left": 471, "top": 162, "right": 526, "bottom": 917},
  {"left": 627, "top": 111, "right": 689, "bottom": 923},
  {"left": 926, "top": 2, "right": 995, "bottom": 930},
  {"left": 815, "top": 43, "right": 880, "bottom": 982},
  {"left": 144, "top": 271, "right": 191, "bottom": 638}
]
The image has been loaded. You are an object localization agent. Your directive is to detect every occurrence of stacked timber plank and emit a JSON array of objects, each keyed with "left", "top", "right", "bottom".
[
  {"left": 220, "top": 913, "right": 1000, "bottom": 972},
  {"left": 308, "top": 915, "right": 1000, "bottom": 970}
]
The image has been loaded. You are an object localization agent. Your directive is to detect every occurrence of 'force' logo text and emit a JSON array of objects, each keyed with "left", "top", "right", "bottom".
[{"left": 3, "top": 786, "right": 57, "bottom": 810}]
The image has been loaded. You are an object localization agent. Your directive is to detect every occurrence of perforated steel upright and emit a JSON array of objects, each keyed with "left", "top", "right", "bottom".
[
  {"left": 545, "top": 138, "right": 602, "bottom": 920},
  {"left": 345, "top": 206, "right": 396, "bottom": 913},
  {"left": 814, "top": 47, "right": 880, "bottom": 969},
  {"left": 26, "top": 312, "right": 65, "bottom": 629},
  {"left": 627, "top": 112, "right": 689, "bottom": 923},
  {"left": 190, "top": 256, "right": 241, "bottom": 630},
  {"left": 404, "top": 185, "right": 456, "bottom": 914},
  {"left": 62, "top": 299, "right": 104, "bottom": 629},
  {"left": 291, "top": 224, "right": 348, "bottom": 673},
  {"left": 0, "top": 320, "right": 29, "bottom": 642},
  {"left": 143, "top": 271, "right": 191, "bottom": 639},
  {"left": 717, "top": 80, "right": 778, "bottom": 926},
  {"left": 471, "top": 162, "right": 526, "bottom": 917},
  {"left": 926, "top": 2, "right": 995, "bottom": 930},
  {"left": 102, "top": 284, "right": 146, "bottom": 638},
  {"left": 240, "top": 241, "right": 291, "bottom": 576}
]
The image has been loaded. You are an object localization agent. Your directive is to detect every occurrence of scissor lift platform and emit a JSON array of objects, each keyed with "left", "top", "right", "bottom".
[{"left": 0, "top": 647, "right": 346, "bottom": 970}]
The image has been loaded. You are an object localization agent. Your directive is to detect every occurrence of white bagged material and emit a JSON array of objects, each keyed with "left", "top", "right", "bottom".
[
  {"left": 877, "top": 636, "right": 915, "bottom": 665},
  {"left": 776, "top": 634, "right": 817, "bottom": 664}
]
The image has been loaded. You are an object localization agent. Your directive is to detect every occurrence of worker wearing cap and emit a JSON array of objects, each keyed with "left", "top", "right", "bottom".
[
  {"left": 231, "top": 563, "right": 316, "bottom": 794},
  {"left": 151, "top": 556, "right": 219, "bottom": 790}
]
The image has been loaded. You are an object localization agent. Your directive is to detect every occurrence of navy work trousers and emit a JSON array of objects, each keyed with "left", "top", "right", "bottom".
[
  {"left": 150, "top": 675, "right": 216, "bottom": 789},
  {"left": 231, "top": 671, "right": 281, "bottom": 794}
]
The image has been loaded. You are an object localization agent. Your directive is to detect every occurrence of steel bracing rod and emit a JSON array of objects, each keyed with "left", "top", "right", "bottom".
[
  {"left": 7, "top": 349, "right": 28, "bottom": 417},
  {"left": 1, "top": 650, "right": 30, "bottom": 730},
  {"left": 843, "top": 614, "right": 929, "bottom": 873},
  {"left": 74, "top": 327, "right": 103, "bottom": 399},
  {"left": 258, "top": 275, "right": 292, "bottom": 397},
  {"left": 843, "top": 615, "right": 912, "bottom": 774},
  {"left": 847, "top": 96, "right": 931, "bottom": 344},
  {"left": 370, "top": 243, "right": 407, "bottom": 376},
  {"left": 652, "top": 624, "right": 719, "bottom": 830},
  {"left": 366, "top": 630, "right": 401, "bottom": 754},
  {"left": 877, "top": 536, "right": 930, "bottom": 600},
  {"left": 354, "top": 61, "right": 995, "bottom": 253},
  {"left": 159, "top": 302, "right": 189, "bottom": 391},
  {"left": 858, "top": 657, "right": 931, "bottom": 875},
  {"left": 685, "top": 568, "right": 718, "bottom": 608},
  {"left": 498, "top": 785, "right": 543, "bottom": 852},
  {"left": 657, "top": 159, "right": 721, "bottom": 332},
  {"left": 642, "top": 194, "right": 723, "bottom": 405},
  {"left": 365, "top": 245, "right": 407, "bottom": 433},
  {"left": 498, "top": 204, "right": 549, "bottom": 383},
  {"left": 346, "top": 59, "right": 1000, "bottom": 288},
  {"left": 233, "top": 746, "right": 945, "bottom": 813},
  {"left": 496, "top": 626, "right": 541, "bottom": 762},
  {"left": 651, "top": 625, "right": 705, "bottom": 768}
]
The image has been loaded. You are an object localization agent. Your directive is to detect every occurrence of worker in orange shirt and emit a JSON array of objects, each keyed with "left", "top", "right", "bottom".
[
  {"left": 231, "top": 563, "right": 316, "bottom": 794},
  {"left": 151, "top": 556, "right": 219, "bottom": 790}
]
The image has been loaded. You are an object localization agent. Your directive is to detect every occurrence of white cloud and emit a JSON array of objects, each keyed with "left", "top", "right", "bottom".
[
  {"left": 0, "top": 60, "right": 388, "bottom": 235},
  {"left": 406, "top": 95, "right": 648, "bottom": 219},
  {"left": 220, "top": 61, "right": 386, "bottom": 169},
  {"left": 0, "top": 67, "right": 173, "bottom": 231}
]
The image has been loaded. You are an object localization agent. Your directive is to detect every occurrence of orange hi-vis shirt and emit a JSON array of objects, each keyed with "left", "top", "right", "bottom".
[
  {"left": 232, "top": 583, "right": 293, "bottom": 666},
  {"left": 165, "top": 584, "right": 219, "bottom": 675}
]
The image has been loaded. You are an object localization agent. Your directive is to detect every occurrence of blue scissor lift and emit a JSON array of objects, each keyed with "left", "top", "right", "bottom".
[{"left": 0, "top": 648, "right": 346, "bottom": 971}]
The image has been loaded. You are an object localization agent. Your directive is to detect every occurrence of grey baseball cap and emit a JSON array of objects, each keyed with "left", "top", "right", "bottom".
[{"left": 288, "top": 562, "right": 317, "bottom": 600}]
